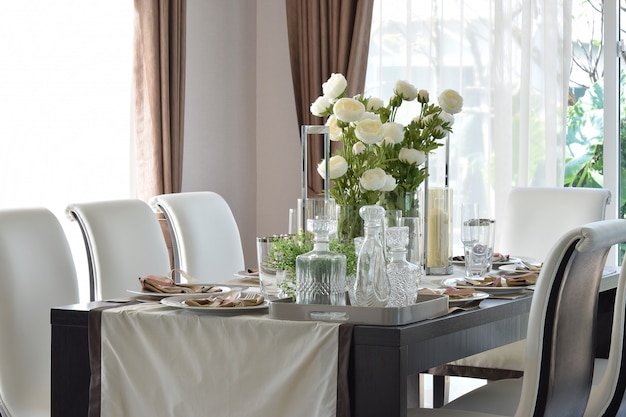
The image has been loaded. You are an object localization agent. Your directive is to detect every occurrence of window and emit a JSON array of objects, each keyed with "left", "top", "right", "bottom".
[
  {"left": 0, "top": 1, "right": 134, "bottom": 299},
  {"left": 365, "top": 0, "right": 624, "bottom": 262}
]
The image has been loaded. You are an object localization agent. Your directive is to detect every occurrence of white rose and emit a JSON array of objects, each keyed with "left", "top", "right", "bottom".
[
  {"left": 360, "top": 168, "right": 387, "bottom": 191},
  {"left": 333, "top": 97, "right": 365, "bottom": 123},
  {"left": 367, "top": 96, "right": 384, "bottom": 111},
  {"left": 352, "top": 141, "right": 366, "bottom": 155},
  {"left": 438, "top": 111, "right": 455, "bottom": 126},
  {"left": 383, "top": 122, "right": 404, "bottom": 144},
  {"left": 355, "top": 118, "right": 384, "bottom": 144},
  {"left": 360, "top": 111, "right": 379, "bottom": 121},
  {"left": 399, "top": 148, "right": 426, "bottom": 165},
  {"left": 325, "top": 114, "right": 343, "bottom": 141},
  {"left": 380, "top": 174, "right": 397, "bottom": 192},
  {"left": 310, "top": 95, "right": 331, "bottom": 117},
  {"left": 317, "top": 155, "right": 348, "bottom": 180},
  {"left": 438, "top": 89, "right": 463, "bottom": 114},
  {"left": 417, "top": 89, "right": 429, "bottom": 103},
  {"left": 322, "top": 73, "right": 347, "bottom": 99},
  {"left": 394, "top": 80, "right": 418, "bottom": 100}
]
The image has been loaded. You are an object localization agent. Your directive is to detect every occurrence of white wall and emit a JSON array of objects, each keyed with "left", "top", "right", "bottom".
[{"left": 184, "top": 0, "right": 300, "bottom": 268}]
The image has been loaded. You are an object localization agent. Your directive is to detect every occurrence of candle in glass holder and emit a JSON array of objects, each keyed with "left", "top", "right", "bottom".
[{"left": 426, "top": 187, "right": 453, "bottom": 275}]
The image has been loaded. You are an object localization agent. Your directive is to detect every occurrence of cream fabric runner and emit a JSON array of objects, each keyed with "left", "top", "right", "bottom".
[{"left": 98, "top": 303, "right": 342, "bottom": 417}]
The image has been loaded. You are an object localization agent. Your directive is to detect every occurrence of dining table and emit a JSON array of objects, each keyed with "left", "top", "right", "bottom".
[{"left": 50, "top": 269, "right": 619, "bottom": 417}]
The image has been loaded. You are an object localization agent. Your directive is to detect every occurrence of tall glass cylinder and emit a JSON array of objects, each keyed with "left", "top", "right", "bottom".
[
  {"left": 424, "top": 134, "right": 453, "bottom": 275},
  {"left": 426, "top": 187, "right": 453, "bottom": 274}
]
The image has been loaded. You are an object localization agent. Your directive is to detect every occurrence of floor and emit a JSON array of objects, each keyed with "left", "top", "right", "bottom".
[{"left": 421, "top": 374, "right": 487, "bottom": 408}]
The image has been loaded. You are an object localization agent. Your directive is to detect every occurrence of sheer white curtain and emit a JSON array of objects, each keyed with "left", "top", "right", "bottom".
[{"left": 365, "top": 0, "right": 572, "bottom": 250}]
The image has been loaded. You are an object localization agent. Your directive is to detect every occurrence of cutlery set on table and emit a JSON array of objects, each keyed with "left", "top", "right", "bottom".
[{"left": 128, "top": 271, "right": 267, "bottom": 314}]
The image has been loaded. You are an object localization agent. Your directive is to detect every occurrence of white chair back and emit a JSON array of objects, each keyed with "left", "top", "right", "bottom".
[
  {"left": 67, "top": 199, "right": 171, "bottom": 301},
  {"left": 150, "top": 192, "right": 245, "bottom": 282},
  {"left": 499, "top": 187, "right": 610, "bottom": 262},
  {"left": 0, "top": 208, "right": 79, "bottom": 417}
]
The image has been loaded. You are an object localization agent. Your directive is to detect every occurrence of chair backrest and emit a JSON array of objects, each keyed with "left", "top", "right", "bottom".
[
  {"left": 0, "top": 208, "right": 79, "bottom": 417},
  {"left": 586, "top": 253, "right": 626, "bottom": 417},
  {"left": 150, "top": 192, "right": 245, "bottom": 282},
  {"left": 66, "top": 199, "right": 171, "bottom": 301},
  {"left": 499, "top": 187, "right": 610, "bottom": 262},
  {"left": 515, "top": 219, "right": 626, "bottom": 417}
]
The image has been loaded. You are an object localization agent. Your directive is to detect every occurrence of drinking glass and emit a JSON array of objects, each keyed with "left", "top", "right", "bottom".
[{"left": 461, "top": 203, "right": 480, "bottom": 249}]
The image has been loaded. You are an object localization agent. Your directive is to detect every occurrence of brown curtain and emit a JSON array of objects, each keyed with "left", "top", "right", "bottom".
[
  {"left": 286, "top": 0, "right": 374, "bottom": 197},
  {"left": 133, "top": 0, "right": 186, "bottom": 201}
]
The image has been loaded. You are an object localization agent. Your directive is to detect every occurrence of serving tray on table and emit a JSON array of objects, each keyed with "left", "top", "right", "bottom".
[{"left": 268, "top": 294, "right": 448, "bottom": 326}]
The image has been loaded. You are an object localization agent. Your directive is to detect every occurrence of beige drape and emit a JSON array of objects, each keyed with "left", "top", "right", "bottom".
[
  {"left": 286, "top": 0, "right": 374, "bottom": 196},
  {"left": 133, "top": 0, "right": 186, "bottom": 201}
]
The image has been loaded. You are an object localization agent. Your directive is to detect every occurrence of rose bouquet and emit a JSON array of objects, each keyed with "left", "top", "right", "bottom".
[{"left": 310, "top": 73, "right": 463, "bottom": 239}]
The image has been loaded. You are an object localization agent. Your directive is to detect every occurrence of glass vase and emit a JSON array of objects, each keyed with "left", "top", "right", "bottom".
[
  {"left": 337, "top": 204, "right": 364, "bottom": 241},
  {"left": 381, "top": 187, "right": 423, "bottom": 218}
]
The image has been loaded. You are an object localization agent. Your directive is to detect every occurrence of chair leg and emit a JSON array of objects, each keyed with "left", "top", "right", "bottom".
[{"left": 432, "top": 374, "right": 449, "bottom": 408}]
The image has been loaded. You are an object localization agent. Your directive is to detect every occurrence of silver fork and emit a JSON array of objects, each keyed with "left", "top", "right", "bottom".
[{"left": 240, "top": 292, "right": 259, "bottom": 300}]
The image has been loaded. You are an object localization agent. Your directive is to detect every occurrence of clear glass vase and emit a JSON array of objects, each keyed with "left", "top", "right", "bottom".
[{"left": 337, "top": 204, "right": 364, "bottom": 241}]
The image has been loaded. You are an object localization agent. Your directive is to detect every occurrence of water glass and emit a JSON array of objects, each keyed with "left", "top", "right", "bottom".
[
  {"left": 463, "top": 218, "right": 496, "bottom": 278},
  {"left": 256, "top": 235, "right": 290, "bottom": 298}
]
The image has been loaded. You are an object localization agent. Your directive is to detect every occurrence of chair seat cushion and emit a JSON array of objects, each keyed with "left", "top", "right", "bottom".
[{"left": 429, "top": 340, "right": 525, "bottom": 380}]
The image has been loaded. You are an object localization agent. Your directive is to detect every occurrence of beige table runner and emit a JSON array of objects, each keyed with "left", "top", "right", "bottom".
[{"left": 89, "top": 303, "right": 350, "bottom": 417}]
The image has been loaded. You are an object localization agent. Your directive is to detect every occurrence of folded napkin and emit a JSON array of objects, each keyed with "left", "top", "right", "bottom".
[
  {"left": 418, "top": 287, "right": 477, "bottom": 300},
  {"left": 459, "top": 273, "right": 538, "bottom": 288},
  {"left": 184, "top": 293, "right": 265, "bottom": 308},
  {"left": 451, "top": 253, "right": 510, "bottom": 263},
  {"left": 139, "top": 273, "right": 224, "bottom": 294}
]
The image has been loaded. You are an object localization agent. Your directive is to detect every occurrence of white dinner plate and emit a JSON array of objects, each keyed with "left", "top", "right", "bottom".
[
  {"left": 234, "top": 270, "right": 259, "bottom": 278},
  {"left": 499, "top": 263, "right": 542, "bottom": 273},
  {"left": 442, "top": 277, "right": 534, "bottom": 294},
  {"left": 448, "top": 291, "right": 490, "bottom": 306},
  {"left": 160, "top": 293, "right": 269, "bottom": 314},
  {"left": 127, "top": 285, "right": 231, "bottom": 298}
]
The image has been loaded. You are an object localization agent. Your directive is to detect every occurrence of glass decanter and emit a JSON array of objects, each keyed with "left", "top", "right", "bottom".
[
  {"left": 295, "top": 218, "right": 346, "bottom": 305},
  {"left": 352, "top": 205, "right": 389, "bottom": 307},
  {"left": 385, "top": 226, "right": 419, "bottom": 307}
]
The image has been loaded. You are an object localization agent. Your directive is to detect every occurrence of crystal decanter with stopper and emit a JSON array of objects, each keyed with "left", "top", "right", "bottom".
[
  {"left": 295, "top": 217, "right": 346, "bottom": 305},
  {"left": 352, "top": 205, "right": 389, "bottom": 307},
  {"left": 385, "top": 226, "right": 419, "bottom": 307}
]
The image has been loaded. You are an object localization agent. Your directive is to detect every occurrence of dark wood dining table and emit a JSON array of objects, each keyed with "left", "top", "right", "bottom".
[{"left": 50, "top": 274, "right": 617, "bottom": 417}]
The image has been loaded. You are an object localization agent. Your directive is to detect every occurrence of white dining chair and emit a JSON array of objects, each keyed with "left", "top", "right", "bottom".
[
  {"left": 429, "top": 186, "right": 611, "bottom": 405},
  {"left": 66, "top": 199, "right": 171, "bottom": 301},
  {"left": 411, "top": 219, "right": 626, "bottom": 417},
  {"left": 498, "top": 187, "right": 612, "bottom": 262},
  {"left": 150, "top": 191, "right": 245, "bottom": 283},
  {"left": 0, "top": 207, "right": 79, "bottom": 417}
]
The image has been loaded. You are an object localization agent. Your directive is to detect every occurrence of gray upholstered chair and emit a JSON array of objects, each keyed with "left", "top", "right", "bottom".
[
  {"left": 150, "top": 192, "right": 245, "bottom": 283},
  {"left": 67, "top": 199, "right": 171, "bottom": 300},
  {"left": 411, "top": 219, "right": 626, "bottom": 417},
  {"left": 0, "top": 208, "right": 79, "bottom": 417}
]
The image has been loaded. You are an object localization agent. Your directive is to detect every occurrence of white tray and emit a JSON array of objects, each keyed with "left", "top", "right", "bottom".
[{"left": 268, "top": 294, "right": 448, "bottom": 326}]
